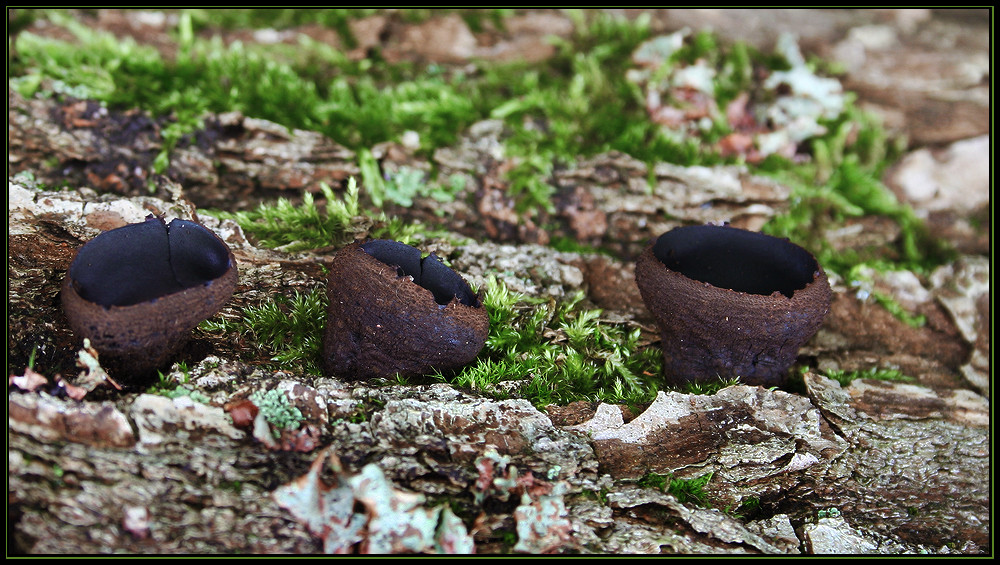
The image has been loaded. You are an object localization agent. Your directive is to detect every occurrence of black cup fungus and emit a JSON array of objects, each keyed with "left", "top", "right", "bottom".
[
  {"left": 61, "top": 216, "right": 238, "bottom": 379},
  {"left": 323, "top": 239, "right": 488, "bottom": 380},
  {"left": 635, "top": 224, "right": 831, "bottom": 387}
]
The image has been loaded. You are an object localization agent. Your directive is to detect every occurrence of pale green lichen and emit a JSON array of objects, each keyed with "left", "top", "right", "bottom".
[
  {"left": 249, "top": 389, "right": 304, "bottom": 433},
  {"left": 273, "top": 448, "right": 475, "bottom": 554}
]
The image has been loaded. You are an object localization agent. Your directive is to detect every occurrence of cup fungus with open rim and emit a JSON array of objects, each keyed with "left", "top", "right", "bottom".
[
  {"left": 635, "top": 224, "right": 831, "bottom": 388},
  {"left": 323, "top": 239, "right": 489, "bottom": 380},
  {"left": 61, "top": 215, "right": 238, "bottom": 379}
]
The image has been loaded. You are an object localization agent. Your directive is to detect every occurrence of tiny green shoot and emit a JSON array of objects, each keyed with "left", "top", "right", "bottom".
[{"left": 638, "top": 471, "right": 714, "bottom": 507}]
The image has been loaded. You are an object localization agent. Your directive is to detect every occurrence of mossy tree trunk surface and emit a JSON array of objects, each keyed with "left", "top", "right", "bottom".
[{"left": 7, "top": 9, "right": 990, "bottom": 556}]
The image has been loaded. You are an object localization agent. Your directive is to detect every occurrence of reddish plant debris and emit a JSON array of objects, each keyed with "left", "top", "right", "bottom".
[
  {"left": 471, "top": 448, "right": 573, "bottom": 553},
  {"left": 273, "top": 424, "right": 323, "bottom": 453},
  {"left": 54, "top": 377, "right": 90, "bottom": 401},
  {"left": 224, "top": 398, "right": 259, "bottom": 429},
  {"left": 8, "top": 367, "right": 48, "bottom": 392}
]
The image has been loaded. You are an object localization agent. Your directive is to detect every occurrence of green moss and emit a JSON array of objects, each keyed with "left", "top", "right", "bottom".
[
  {"left": 443, "top": 277, "right": 663, "bottom": 407},
  {"left": 201, "top": 288, "right": 327, "bottom": 375},
  {"left": 183, "top": 8, "right": 377, "bottom": 45},
  {"left": 675, "top": 377, "right": 742, "bottom": 396},
  {"left": 248, "top": 289, "right": 325, "bottom": 375},
  {"left": 219, "top": 480, "right": 244, "bottom": 493},
  {"left": 362, "top": 163, "right": 464, "bottom": 210},
  {"left": 762, "top": 103, "right": 954, "bottom": 286},
  {"left": 638, "top": 471, "right": 714, "bottom": 507},
  {"left": 845, "top": 263, "right": 928, "bottom": 328},
  {"left": 870, "top": 291, "right": 927, "bottom": 328},
  {"left": 726, "top": 496, "right": 762, "bottom": 520},
  {"left": 206, "top": 178, "right": 421, "bottom": 252},
  {"left": 26, "top": 345, "right": 39, "bottom": 371},
  {"left": 822, "top": 367, "right": 915, "bottom": 387},
  {"left": 208, "top": 180, "right": 360, "bottom": 251}
]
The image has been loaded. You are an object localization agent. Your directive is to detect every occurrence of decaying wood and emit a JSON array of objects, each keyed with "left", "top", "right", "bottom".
[
  {"left": 7, "top": 176, "right": 990, "bottom": 554},
  {"left": 8, "top": 88, "right": 359, "bottom": 210},
  {"left": 6, "top": 12, "right": 991, "bottom": 547}
]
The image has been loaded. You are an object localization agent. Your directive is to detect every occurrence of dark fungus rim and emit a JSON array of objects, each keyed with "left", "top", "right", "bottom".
[
  {"left": 635, "top": 224, "right": 831, "bottom": 387},
  {"left": 360, "top": 239, "right": 481, "bottom": 307},
  {"left": 651, "top": 224, "right": 820, "bottom": 299},
  {"left": 61, "top": 215, "right": 238, "bottom": 378},
  {"left": 323, "top": 239, "right": 488, "bottom": 380}
]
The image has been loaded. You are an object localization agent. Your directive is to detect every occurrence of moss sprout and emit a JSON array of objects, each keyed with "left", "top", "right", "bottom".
[
  {"left": 149, "top": 362, "right": 208, "bottom": 402},
  {"left": 676, "top": 377, "right": 743, "bottom": 396},
  {"left": 638, "top": 471, "right": 714, "bottom": 508},
  {"left": 208, "top": 179, "right": 417, "bottom": 252},
  {"left": 201, "top": 288, "right": 327, "bottom": 375}
]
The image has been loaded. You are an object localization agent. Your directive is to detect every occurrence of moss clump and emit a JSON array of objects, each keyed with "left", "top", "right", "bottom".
[
  {"left": 206, "top": 178, "right": 424, "bottom": 252},
  {"left": 638, "top": 471, "right": 714, "bottom": 507},
  {"left": 201, "top": 288, "right": 327, "bottom": 375},
  {"left": 443, "top": 277, "right": 663, "bottom": 407},
  {"left": 676, "top": 377, "right": 742, "bottom": 396}
]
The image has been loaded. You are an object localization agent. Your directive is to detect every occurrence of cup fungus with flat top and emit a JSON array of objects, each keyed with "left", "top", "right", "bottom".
[
  {"left": 635, "top": 224, "right": 831, "bottom": 388},
  {"left": 323, "top": 239, "right": 489, "bottom": 380},
  {"left": 61, "top": 215, "right": 238, "bottom": 379}
]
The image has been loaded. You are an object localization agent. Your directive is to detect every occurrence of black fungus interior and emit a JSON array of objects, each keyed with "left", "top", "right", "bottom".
[
  {"left": 361, "top": 239, "right": 478, "bottom": 307},
  {"left": 168, "top": 219, "right": 233, "bottom": 286},
  {"left": 653, "top": 225, "right": 818, "bottom": 298},
  {"left": 69, "top": 217, "right": 231, "bottom": 307}
]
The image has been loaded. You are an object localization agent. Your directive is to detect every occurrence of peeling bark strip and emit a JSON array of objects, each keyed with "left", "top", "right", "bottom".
[
  {"left": 584, "top": 386, "right": 845, "bottom": 503},
  {"left": 8, "top": 90, "right": 359, "bottom": 209},
  {"left": 802, "top": 373, "right": 990, "bottom": 550},
  {"left": 8, "top": 391, "right": 136, "bottom": 448}
]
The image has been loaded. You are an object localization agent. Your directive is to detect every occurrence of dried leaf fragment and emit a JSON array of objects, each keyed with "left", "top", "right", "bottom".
[{"left": 274, "top": 447, "right": 475, "bottom": 554}]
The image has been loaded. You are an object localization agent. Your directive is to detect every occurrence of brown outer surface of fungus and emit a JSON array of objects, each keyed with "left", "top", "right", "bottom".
[
  {"left": 60, "top": 219, "right": 238, "bottom": 379},
  {"left": 323, "top": 241, "right": 489, "bottom": 380},
  {"left": 635, "top": 227, "right": 831, "bottom": 388}
]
